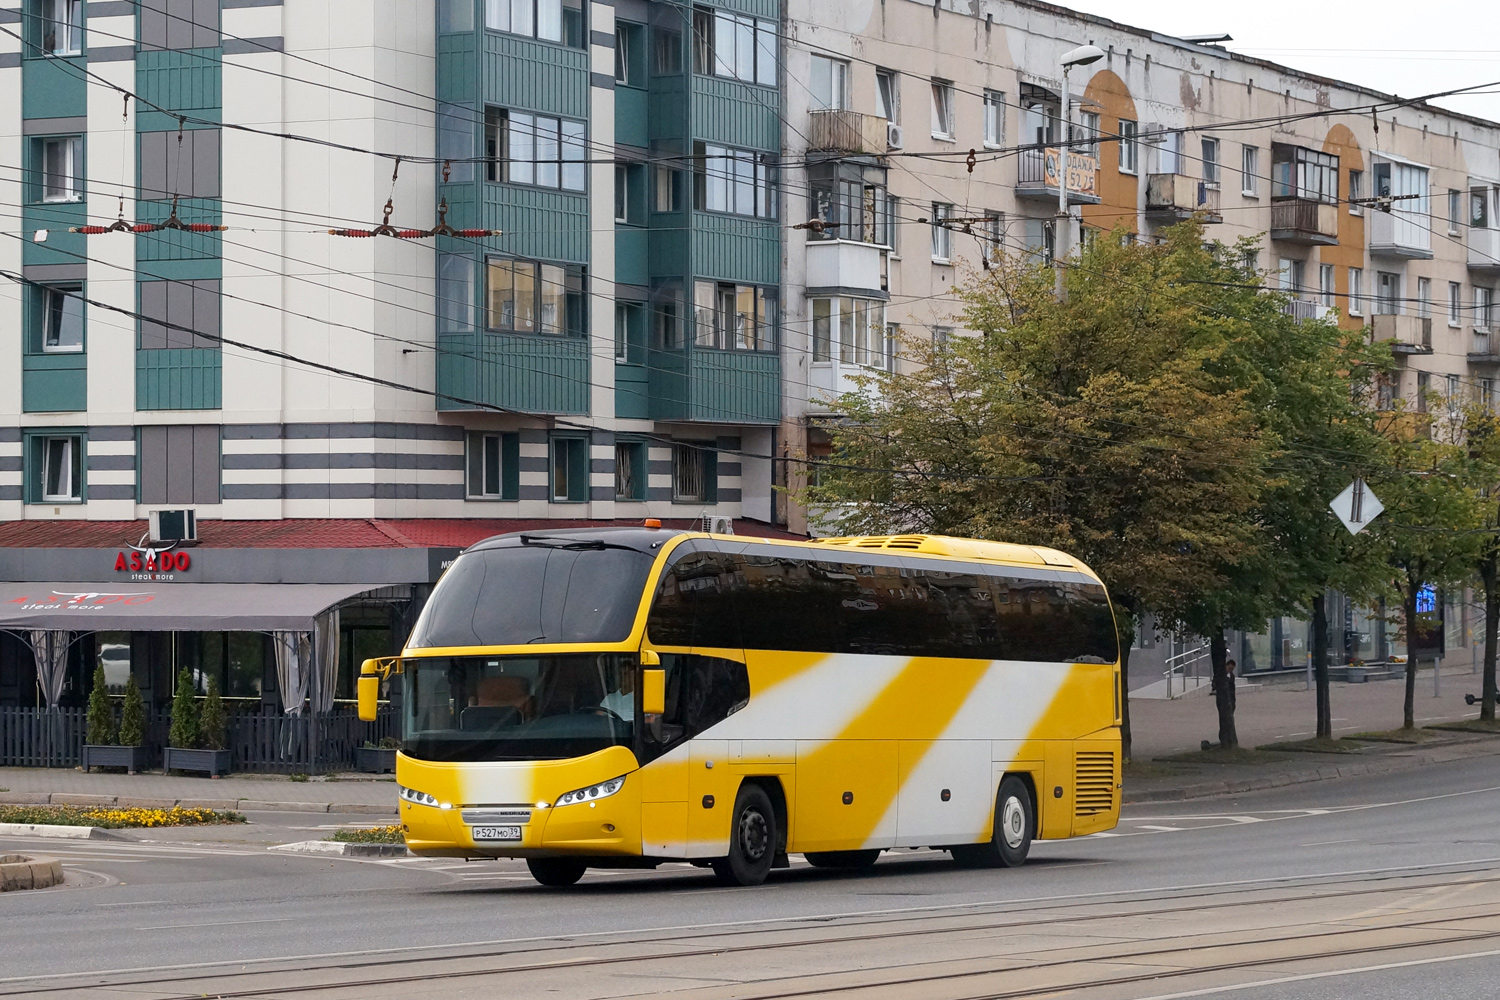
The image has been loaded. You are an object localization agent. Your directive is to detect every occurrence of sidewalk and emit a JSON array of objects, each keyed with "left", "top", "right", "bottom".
[{"left": 0, "top": 768, "right": 397, "bottom": 815}]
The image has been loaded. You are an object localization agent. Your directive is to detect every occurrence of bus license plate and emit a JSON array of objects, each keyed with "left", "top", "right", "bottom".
[{"left": 472, "top": 825, "right": 522, "bottom": 841}]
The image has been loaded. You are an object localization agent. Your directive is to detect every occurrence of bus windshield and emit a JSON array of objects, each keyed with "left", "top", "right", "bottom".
[
  {"left": 402, "top": 654, "right": 637, "bottom": 762},
  {"left": 407, "top": 540, "right": 656, "bottom": 649}
]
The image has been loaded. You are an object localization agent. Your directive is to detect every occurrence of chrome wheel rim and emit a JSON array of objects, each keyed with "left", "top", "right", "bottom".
[
  {"left": 1000, "top": 796, "right": 1026, "bottom": 850},
  {"left": 739, "top": 807, "right": 770, "bottom": 862}
]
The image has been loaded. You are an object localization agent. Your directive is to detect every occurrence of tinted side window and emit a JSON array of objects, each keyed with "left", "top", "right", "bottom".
[
  {"left": 641, "top": 653, "right": 749, "bottom": 762},
  {"left": 646, "top": 549, "right": 744, "bottom": 648}
]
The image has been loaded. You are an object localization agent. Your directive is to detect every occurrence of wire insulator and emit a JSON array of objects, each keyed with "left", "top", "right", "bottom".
[
  {"left": 328, "top": 229, "right": 376, "bottom": 237},
  {"left": 72, "top": 227, "right": 109, "bottom": 234},
  {"left": 394, "top": 229, "right": 427, "bottom": 238},
  {"left": 456, "top": 229, "right": 496, "bottom": 237},
  {"left": 185, "top": 224, "right": 227, "bottom": 232},
  {"left": 133, "top": 224, "right": 160, "bottom": 232}
]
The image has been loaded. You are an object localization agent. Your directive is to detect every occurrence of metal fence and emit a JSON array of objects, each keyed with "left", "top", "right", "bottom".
[{"left": 0, "top": 705, "right": 397, "bottom": 773}]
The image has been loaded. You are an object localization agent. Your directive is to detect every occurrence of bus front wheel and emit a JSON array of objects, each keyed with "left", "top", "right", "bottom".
[
  {"left": 713, "top": 784, "right": 777, "bottom": 887},
  {"left": 527, "top": 857, "right": 587, "bottom": 887},
  {"left": 952, "top": 776, "right": 1033, "bottom": 869}
]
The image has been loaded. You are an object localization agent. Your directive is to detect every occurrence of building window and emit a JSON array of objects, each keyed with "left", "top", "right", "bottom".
[
  {"left": 810, "top": 55, "right": 849, "bottom": 111},
  {"left": 653, "top": 282, "right": 684, "bottom": 349},
  {"left": 876, "top": 68, "right": 898, "bottom": 122},
  {"left": 37, "top": 136, "right": 81, "bottom": 203},
  {"left": 808, "top": 163, "right": 889, "bottom": 245},
  {"left": 437, "top": 254, "right": 476, "bottom": 332},
  {"left": 933, "top": 326, "right": 952, "bottom": 347},
  {"left": 810, "top": 297, "right": 887, "bottom": 367},
  {"left": 1417, "top": 277, "right": 1432, "bottom": 319},
  {"left": 1474, "top": 187, "right": 1491, "bottom": 230},
  {"left": 549, "top": 437, "right": 588, "bottom": 503},
  {"left": 614, "top": 441, "right": 645, "bottom": 500},
  {"left": 692, "top": 8, "right": 775, "bottom": 86},
  {"left": 438, "top": 0, "right": 473, "bottom": 32},
  {"left": 138, "top": 425, "right": 221, "bottom": 505},
  {"left": 1272, "top": 145, "right": 1339, "bottom": 204},
  {"left": 931, "top": 202, "right": 952, "bottom": 262},
  {"left": 485, "top": 108, "right": 587, "bottom": 192},
  {"left": 1448, "top": 189, "right": 1463, "bottom": 233},
  {"left": 653, "top": 165, "right": 680, "bottom": 212},
  {"left": 1376, "top": 271, "right": 1401, "bottom": 315},
  {"left": 484, "top": 0, "right": 585, "bottom": 48},
  {"left": 1201, "top": 138, "right": 1219, "bottom": 186},
  {"left": 1077, "top": 111, "right": 1100, "bottom": 159},
  {"left": 486, "top": 257, "right": 586, "bottom": 336},
  {"left": 139, "top": 279, "right": 220, "bottom": 350},
  {"left": 652, "top": 25, "right": 682, "bottom": 74},
  {"left": 1450, "top": 281, "right": 1463, "bottom": 326},
  {"left": 466, "top": 431, "right": 518, "bottom": 500},
  {"left": 139, "top": 128, "right": 221, "bottom": 200},
  {"left": 615, "top": 22, "right": 644, "bottom": 86},
  {"left": 1417, "top": 372, "right": 1431, "bottom": 413},
  {"left": 1118, "top": 119, "right": 1138, "bottom": 174},
  {"left": 139, "top": 0, "right": 221, "bottom": 50},
  {"left": 692, "top": 281, "right": 775, "bottom": 351},
  {"left": 1319, "top": 264, "right": 1336, "bottom": 307},
  {"left": 693, "top": 142, "right": 775, "bottom": 218},
  {"left": 1484, "top": 379, "right": 1495, "bottom": 411},
  {"left": 39, "top": 285, "right": 83, "bottom": 352},
  {"left": 1024, "top": 218, "right": 1053, "bottom": 261},
  {"left": 1278, "top": 258, "right": 1305, "bottom": 294},
  {"left": 1348, "top": 268, "right": 1364, "bottom": 316},
  {"left": 40, "top": 0, "right": 81, "bottom": 55},
  {"left": 1479, "top": 287, "right": 1495, "bottom": 333},
  {"left": 1241, "top": 145, "right": 1259, "bottom": 196},
  {"left": 615, "top": 163, "right": 630, "bottom": 223},
  {"left": 930, "top": 80, "right": 954, "bottom": 140},
  {"left": 1348, "top": 170, "right": 1363, "bottom": 215},
  {"left": 884, "top": 323, "right": 900, "bottom": 372},
  {"left": 672, "top": 443, "right": 716, "bottom": 504},
  {"left": 983, "top": 90, "right": 1005, "bottom": 149},
  {"left": 28, "top": 432, "right": 84, "bottom": 503}
]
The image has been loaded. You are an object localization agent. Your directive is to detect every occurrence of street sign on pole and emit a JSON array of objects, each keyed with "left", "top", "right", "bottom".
[{"left": 1330, "top": 478, "right": 1384, "bottom": 535}]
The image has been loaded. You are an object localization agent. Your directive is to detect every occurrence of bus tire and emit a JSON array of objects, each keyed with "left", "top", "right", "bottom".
[
  {"left": 527, "top": 857, "right": 587, "bottom": 887},
  {"left": 804, "top": 849, "right": 881, "bottom": 869},
  {"left": 952, "top": 776, "right": 1033, "bottom": 869},
  {"left": 712, "top": 784, "right": 777, "bottom": 887}
]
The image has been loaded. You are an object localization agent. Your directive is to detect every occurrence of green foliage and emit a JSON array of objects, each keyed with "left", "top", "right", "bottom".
[
  {"left": 85, "top": 665, "right": 116, "bottom": 746},
  {"left": 326, "top": 825, "right": 403, "bottom": 844},
  {"left": 118, "top": 674, "right": 146, "bottom": 747},
  {"left": 198, "top": 675, "right": 226, "bottom": 751},
  {"left": 168, "top": 667, "right": 199, "bottom": 750}
]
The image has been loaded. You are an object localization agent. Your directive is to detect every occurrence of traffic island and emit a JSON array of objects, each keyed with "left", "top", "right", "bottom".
[{"left": 0, "top": 854, "right": 64, "bottom": 891}]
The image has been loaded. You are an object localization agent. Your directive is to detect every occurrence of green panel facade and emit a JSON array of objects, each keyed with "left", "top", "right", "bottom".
[
  {"left": 616, "top": 228, "right": 649, "bottom": 287},
  {"left": 22, "top": 354, "right": 87, "bottom": 413},
  {"left": 616, "top": 87, "right": 648, "bottom": 148},
  {"left": 481, "top": 183, "right": 590, "bottom": 263},
  {"left": 481, "top": 33, "right": 590, "bottom": 119},
  {"left": 21, "top": 56, "right": 85, "bottom": 119},
  {"left": 437, "top": 332, "right": 590, "bottom": 415},
  {"left": 691, "top": 76, "right": 780, "bottom": 152},
  {"left": 615, "top": 363, "right": 650, "bottom": 419},
  {"left": 135, "top": 199, "right": 223, "bottom": 263},
  {"left": 685, "top": 350, "right": 780, "bottom": 424},
  {"left": 136, "top": 49, "right": 222, "bottom": 114},
  {"left": 436, "top": 31, "right": 479, "bottom": 104},
  {"left": 691, "top": 212, "right": 779, "bottom": 286},
  {"left": 21, "top": 203, "right": 87, "bottom": 268},
  {"left": 646, "top": 348, "right": 690, "bottom": 422},
  {"left": 136, "top": 349, "right": 223, "bottom": 411}
]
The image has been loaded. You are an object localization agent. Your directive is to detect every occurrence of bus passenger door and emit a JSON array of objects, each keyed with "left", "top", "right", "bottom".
[{"left": 638, "top": 656, "right": 690, "bottom": 858}]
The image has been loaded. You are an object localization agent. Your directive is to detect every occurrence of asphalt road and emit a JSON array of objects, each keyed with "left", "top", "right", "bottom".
[{"left": 3, "top": 758, "right": 1500, "bottom": 999}]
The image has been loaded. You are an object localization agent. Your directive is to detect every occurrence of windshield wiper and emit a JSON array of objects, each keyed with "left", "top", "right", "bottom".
[{"left": 519, "top": 534, "right": 607, "bottom": 550}]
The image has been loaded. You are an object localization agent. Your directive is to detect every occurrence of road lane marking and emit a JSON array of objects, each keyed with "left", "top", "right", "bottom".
[
  {"left": 138, "top": 917, "right": 295, "bottom": 931},
  {"left": 1301, "top": 839, "right": 1359, "bottom": 847},
  {"left": 96, "top": 900, "right": 170, "bottom": 906},
  {"left": 1128, "top": 945, "right": 1500, "bottom": 1000}
]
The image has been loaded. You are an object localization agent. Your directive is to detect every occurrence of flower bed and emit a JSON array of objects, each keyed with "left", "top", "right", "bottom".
[
  {"left": 0, "top": 805, "right": 244, "bottom": 829},
  {"left": 325, "top": 825, "right": 403, "bottom": 844}
]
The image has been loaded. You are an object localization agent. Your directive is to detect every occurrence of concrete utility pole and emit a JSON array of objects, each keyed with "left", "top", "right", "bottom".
[{"left": 1056, "top": 44, "right": 1104, "bottom": 299}]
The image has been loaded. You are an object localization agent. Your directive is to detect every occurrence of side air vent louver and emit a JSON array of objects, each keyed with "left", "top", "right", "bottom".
[{"left": 1074, "top": 751, "right": 1116, "bottom": 816}]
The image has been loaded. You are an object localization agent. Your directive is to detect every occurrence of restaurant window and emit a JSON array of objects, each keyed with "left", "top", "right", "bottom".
[
  {"left": 96, "top": 632, "right": 133, "bottom": 694},
  {"left": 139, "top": 425, "right": 221, "bottom": 505},
  {"left": 692, "top": 280, "right": 776, "bottom": 351},
  {"left": 672, "top": 443, "right": 717, "bottom": 504},
  {"left": 693, "top": 142, "right": 776, "bottom": 218},
  {"left": 485, "top": 107, "right": 587, "bottom": 191},
  {"left": 139, "top": 0, "right": 221, "bottom": 50},
  {"left": 615, "top": 440, "right": 646, "bottom": 500},
  {"left": 692, "top": 7, "right": 775, "bottom": 86},
  {"left": 550, "top": 436, "right": 589, "bottom": 503},
  {"left": 466, "top": 430, "right": 519, "bottom": 500},
  {"left": 484, "top": 0, "right": 585, "bottom": 48},
  {"left": 485, "top": 256, "right": 586, "bottom": 336}
]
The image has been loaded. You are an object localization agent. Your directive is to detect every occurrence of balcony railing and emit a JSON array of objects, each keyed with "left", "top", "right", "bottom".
[
  {"left": 1282, "top": 298, "right": 1333, "bottom": 322},
  {"left": 1470, "top": 227, "right": 1500, "bottom": 273},
  {"left": 808, "top": 110, "right": 890, "bottom": 155},
  {"left": 1369, "top": 206, "right": 1433, "bottom": 259},
  {"left": 1470, "top": 331, "right": 1500, "bottom": 364},
  {"left": 1372, "top": 313, "right": 1433, "bottom": 355},
  {"left": 1145, "top": 174, "right": 1221, "bottom": 221},
  {"left": 1269, "top": 198, "right": 1338, "bottom": 245},
  {"left": 1016, "top": 147, "right": 1100, "bottom": 204}
]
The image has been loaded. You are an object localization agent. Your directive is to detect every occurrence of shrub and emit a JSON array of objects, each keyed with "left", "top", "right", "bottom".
[
  {"left": 118, "top": 674, "right": 146, "bottom": 747},
  {"left": 86, "top": 665, "right": 116, "bottom": 746},
  {"left": 199, "top": 676, "right": 226, "bottom": 751},
  {"left": 168, "top": 667, "right": 199, "bottom": 750}
]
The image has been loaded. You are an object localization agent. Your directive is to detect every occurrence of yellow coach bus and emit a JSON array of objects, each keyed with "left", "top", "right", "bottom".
[{"left": 358, "top": 526, "right": 1122, "bottom": 887}]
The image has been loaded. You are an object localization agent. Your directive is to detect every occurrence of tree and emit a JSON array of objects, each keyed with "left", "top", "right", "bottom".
[
  {"left": 168, "top": 667, "right": 199, "bottom": 750},
  {"left": 798, "top": 221, "right": 1270, "bottom": 760},
  {"left": 199, "top": 676, "right": 227, "bottom": 751},
  {"left": 1460, "top": 403, "right": 1500, "bottom": 724},
  {"left": 86, "top": 665, "right": 116, "bottom": 746},
  {"left": 118, "top": 673, "right": 146, "bottom": 748}
]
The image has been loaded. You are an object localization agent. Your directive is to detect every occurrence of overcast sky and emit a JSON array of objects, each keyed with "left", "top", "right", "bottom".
[{"left": 1064, "top": 0, "right": 1500, "bottom": 124}]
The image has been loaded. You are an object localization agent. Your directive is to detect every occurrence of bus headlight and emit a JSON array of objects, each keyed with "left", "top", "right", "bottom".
[
  {"left": 398, "top": 784, "right": 440, "bottom": 808},
  {"left": 555, "top": 776, "right": 626, "bottom": 807}
]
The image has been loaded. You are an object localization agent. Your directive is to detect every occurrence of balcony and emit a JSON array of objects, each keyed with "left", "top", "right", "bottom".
[
  {"left": 1371, "top": 313, "right": 1433, "bottom": 356},
  {"left": 1369, "top": 207, "right": 1433, "bottom": 259},
  {"left": 808, "top": 110, "right": 890, "bottom": 156},
  {"left": 1282, "top": 298, "right": 1333, "bottom": 323},
  {"left": 1016, "top": 147, "right": 1100, "bottom": 205},
  {"left": 1270, "top": 198, "right": 1338, "bottom": 245},
  {"left": 1469, "top": 331, "right": 1500, "bottom": 365},
  {"left": 1470, "top": 227, "right": 1500, "bottom": 274},
  {"left": 1145, "top": 174, "right": 1222, "bottom": 222},
  {"left": 806, "top": 240, "right": 885, "bottom": 297}
]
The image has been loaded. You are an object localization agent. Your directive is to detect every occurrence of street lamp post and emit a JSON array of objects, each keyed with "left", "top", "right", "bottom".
[{"left": 1055, "top": 44, "right": 1104, "bottom": 298}]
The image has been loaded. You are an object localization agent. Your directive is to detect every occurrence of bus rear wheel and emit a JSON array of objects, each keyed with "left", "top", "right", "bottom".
[
  {"left": 712, "top": 784, "right": 777, "bottom": 887},
  {"left": 527, "top": 857, "right": 587, "bottom": 886},
  {"left": 804, "top": 849, "right": 881, "bottom": 869},
  {"left": 951, "top": 776, "right": 1033, "bottom": 869}
]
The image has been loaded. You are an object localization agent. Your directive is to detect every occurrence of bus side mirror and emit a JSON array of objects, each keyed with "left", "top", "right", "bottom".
[
  {"left": 358, "top": 658, "right": 384, "bottom": 722},
  {"left": 641, "top": 668, "right": 665, "bottom": 716}
]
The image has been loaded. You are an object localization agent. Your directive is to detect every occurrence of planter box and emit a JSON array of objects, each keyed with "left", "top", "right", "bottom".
[
  {"left": 1347, "top": 666, "right": 1369, "bottom": 684},
  {"left": 354, "top": 747, "right": 397, "bottom": 774},
  {"left": 163, "top": 747, "right": 232, "bottom": 777},
  {"left": 82, "top": 744, "right": 151, "bottom": 774}
]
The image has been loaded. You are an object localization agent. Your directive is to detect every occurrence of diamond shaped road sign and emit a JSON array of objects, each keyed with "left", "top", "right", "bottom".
[{"left": 1330, "top": 478, "right": 1384, "bottom": 535}]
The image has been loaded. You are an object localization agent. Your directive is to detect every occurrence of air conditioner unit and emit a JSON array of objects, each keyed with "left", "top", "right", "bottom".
[
  {"left": 149, "top": 509, "right": 197, "bottom": 544},
  {"left": 703, "top": 515, "right": 734, "bottom": 535},
  {"left": 886, "top": 123, "right": 904, "bottom": 149}
]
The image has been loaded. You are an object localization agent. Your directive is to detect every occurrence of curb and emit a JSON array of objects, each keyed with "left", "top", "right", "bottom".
[
  {"left": 0, "top": 853, "right": 65, "bottom": 891},
  {"left": 0, "top": 823, "right": 117, "bottom": 840},
  {"left": 0, "top": 793, "right": 396, "bottom": 817},
  {"left": 269, "top": 840, "right": 409, "bottom": 858}
]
